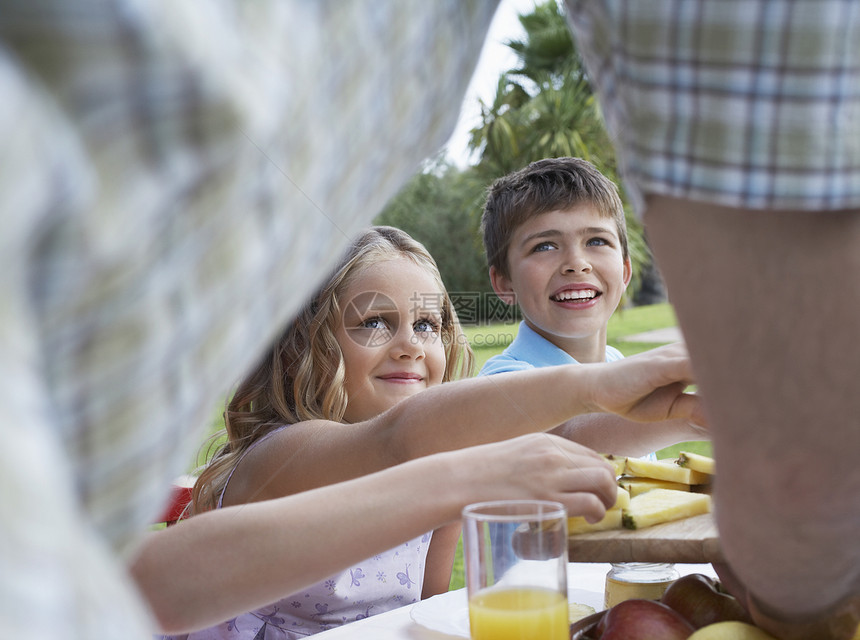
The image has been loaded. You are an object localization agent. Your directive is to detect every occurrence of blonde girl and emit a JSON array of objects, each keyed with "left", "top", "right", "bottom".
[
  {"left": 170, "top": 227, "right": 475, "bottom": 638},
  {"left": 193, "top": 226, "right": 473, "bottom": 513}
]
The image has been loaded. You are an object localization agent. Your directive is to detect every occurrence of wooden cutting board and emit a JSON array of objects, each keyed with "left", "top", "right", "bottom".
[{"left": 568, "top": 513, "right": 722, "bottom": 563}]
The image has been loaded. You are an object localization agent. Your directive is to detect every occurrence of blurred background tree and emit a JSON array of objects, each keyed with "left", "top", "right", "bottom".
[{"left": 376, "top": 0, "right": 663, "bottom": 324}]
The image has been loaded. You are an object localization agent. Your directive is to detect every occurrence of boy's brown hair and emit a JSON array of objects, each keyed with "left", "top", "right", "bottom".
[{"left": 481, "top": 157, "right": 628, "bottom": 279}]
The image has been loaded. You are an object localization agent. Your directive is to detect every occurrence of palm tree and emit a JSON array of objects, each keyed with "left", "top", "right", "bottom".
[
  {"left": 468, "top": 0, "right": 652, "bottom": 301},
  {"left": 507, "top": 1, "right": 580, "bottom": 81},
  {"left": 470, "top": 1, "right": 613, "bottom": 173}
]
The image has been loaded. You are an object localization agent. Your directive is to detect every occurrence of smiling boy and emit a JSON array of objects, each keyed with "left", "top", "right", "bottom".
[
  {"left": 482, "top": 157, "right": 632, "bottom": 370},
  {"left": 479, "top": 157, "right": 703, "bottom": 455}
]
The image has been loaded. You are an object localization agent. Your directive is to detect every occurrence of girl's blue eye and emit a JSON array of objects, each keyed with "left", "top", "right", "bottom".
[
  {"left": 532, "top": 241, "right": 555, "bottom": 252},
  {"left": 361, "top": 317, "right": 388, "bottom": 330},
  {"left": 414, "top": 319, "right": 439, "bottom": 333},
  {"left": 587, "top": 237, "right": 609, "bottom": 247}
]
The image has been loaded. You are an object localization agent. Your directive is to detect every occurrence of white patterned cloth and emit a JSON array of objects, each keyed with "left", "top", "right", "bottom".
[
  {"left": 564, "top": 0, "right": 860, "bottom": 214},
  {"left": 0, "top": 2, "right": 498, "bottom": 638},
  {"left": 172, "top": 535, "right": 429, "bottom": 639},
  {"left": 165, "top": 426, "right": 432, "bottom": 640}
]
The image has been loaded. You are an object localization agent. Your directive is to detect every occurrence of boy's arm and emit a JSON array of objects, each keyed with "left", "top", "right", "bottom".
[{"left": 550, "top": 414, "right": 707, "bottom": 457}]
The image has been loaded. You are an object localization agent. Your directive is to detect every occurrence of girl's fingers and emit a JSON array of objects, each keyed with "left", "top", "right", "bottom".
[
  {"left": 558, "top": 492, "right": 609, "bottom": 525},
  {"left": 483, "top": 434, "right": 617, "bottom": 522},
  {"left": 536, "top": 436, "right": 617, "bottom": 508},
  {"left": 558, "top": 462, "right": 615, "bottom": 500}
]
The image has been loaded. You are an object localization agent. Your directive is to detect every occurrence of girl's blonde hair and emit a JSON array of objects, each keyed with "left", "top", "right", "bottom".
[{"left": 192, "top": 226, "right": 473, "bottom": 512}]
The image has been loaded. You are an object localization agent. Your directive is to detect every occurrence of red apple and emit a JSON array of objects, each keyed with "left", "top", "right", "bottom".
[
  {"left": 597, "top": 598, "right": 695, "bottom": 640},
  {"left": 661, "top": 573, "right": 754, "bottom": 629}
]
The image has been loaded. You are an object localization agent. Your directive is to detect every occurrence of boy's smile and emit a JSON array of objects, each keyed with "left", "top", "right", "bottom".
[
  {"left": 490, "top": 206, "right": 632, "bottom": 363},
  {"left": 551, "top": 282, "right": 601, "bottom": 305}
]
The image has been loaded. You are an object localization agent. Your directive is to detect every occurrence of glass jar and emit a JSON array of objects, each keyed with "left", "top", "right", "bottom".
[{"left": 604, "top": 562, "right": 679, "bottom": 609}]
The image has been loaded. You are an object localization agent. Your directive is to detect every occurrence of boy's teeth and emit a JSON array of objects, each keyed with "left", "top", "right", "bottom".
[{"left": 554, "top": 289, "right": 597, "bottom": 301}]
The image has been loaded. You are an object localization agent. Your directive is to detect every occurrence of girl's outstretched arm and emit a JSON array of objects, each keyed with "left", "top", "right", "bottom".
[
  {"left": 229, "top": 342, "right": 701, "bottom": 504},
  {"left": 131, "top": 433, "right": 615, "bottom": 634}
]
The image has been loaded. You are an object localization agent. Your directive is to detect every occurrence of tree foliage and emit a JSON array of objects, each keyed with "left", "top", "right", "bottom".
[
  {"left": 376, "top": 0, "right": 659, "bottom": 322},
  {"left": 469, "top": 1, "right": 614, "bottom": 175},
  {"left": 375, "top": 158, "right": 518, "bottom": 325}
]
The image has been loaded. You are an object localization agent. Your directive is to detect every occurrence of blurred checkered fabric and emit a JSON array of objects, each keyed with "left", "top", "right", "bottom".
[
  {"left": 0, "top": 1, "right": 497, "bottom": 637},
  {"left": 565, "top": 0, "right": 860, "bottom": 214}
]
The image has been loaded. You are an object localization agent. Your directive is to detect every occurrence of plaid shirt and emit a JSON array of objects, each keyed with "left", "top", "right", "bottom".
[
  {"left": 565, "top": 0, "right": 860, "bottom": 213},
  {"left": 0, "top": 1, "right": 497, "bottom": 638}
]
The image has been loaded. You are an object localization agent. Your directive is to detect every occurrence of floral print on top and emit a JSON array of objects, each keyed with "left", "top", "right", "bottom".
[{"left": 160, "top": 426, "right": 433, "bottom": 639}]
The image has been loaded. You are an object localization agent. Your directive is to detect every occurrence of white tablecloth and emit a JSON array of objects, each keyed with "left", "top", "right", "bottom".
[{"left": 311, "top": 563, "right": 718, "bottom": 639}]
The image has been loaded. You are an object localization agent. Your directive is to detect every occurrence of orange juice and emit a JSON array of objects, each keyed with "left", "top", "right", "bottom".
[{"left": 468, "top": 587, "right": 568, "bottom": 640}]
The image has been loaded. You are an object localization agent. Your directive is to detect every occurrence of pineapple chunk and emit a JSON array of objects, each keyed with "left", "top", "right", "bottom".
[
  {"left": 601, "top": 453, "right": 628, "bottom": 477},
  {"left": 618, "top": 475, "right": 691, "bottom": 497},
  {"left": 568, "top": 507, "right": 623, "bottom": 535},
  {"left": 626, "top": 457, "right": 712, "bottom": 485},
  {"left": 622, "top": 489, "right": 712, "bottom": 530},
  {"left": 567, "top": 487, "right": 629, "bottom": 535},
  {"left": 677, "top": 451, "right": 716, "bottom": 475},
  {"left": 612, "top": 485, "right": 631, "bottom": 510}
]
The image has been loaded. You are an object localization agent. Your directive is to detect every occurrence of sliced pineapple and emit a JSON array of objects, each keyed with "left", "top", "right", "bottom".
[
  {"left": 601, "top": 453, "right": 628, "bottom": 477},
  {"left": 626, "top": 457, "right": 712, "bottom": 485},
  {"left": 612, "top": 485, "right": 631, "bottom": 510},
  {"left": 677, "top": 451, "right": 716, "bottom": 475},
  {"left": 621, "top": 488, "right": 712, "bottom": 530},
  {"left": 567, "top": 488, "right": 629, "bottom": 535},
  {"left": 618, "top": 475, "right": 691, "bottom": 497},
  {"left": 567, "top": 507, "right": 623, "bottom": 535}
]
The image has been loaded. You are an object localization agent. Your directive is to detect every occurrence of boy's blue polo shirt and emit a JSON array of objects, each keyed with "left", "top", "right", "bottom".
[
  {"left": 480, "top": 321, "right": 658, "bottom": 461},
  {"left": 479, "top": 321, "right": 624, "bottom": 376}
]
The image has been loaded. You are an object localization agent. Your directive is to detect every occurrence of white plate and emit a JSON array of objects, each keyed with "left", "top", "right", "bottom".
[
  {"left": 410, "top": 585, "right": 604, "bottom": 638},
  {"left": 410, "top": 589, "right": 470, "bottom": 637}
]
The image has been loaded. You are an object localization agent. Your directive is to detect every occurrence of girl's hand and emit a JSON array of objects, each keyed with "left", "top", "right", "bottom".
[
  {"left": 458, "top": 433, "right": 618, "bottom": 524},
  {"left": 586, "top": 342, "right": 706, "bottom": 425}
]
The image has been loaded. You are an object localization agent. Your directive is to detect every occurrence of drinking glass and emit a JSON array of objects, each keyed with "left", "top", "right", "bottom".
[{"left": 462, "top": 500, "right": 569, "bottom": 640}]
